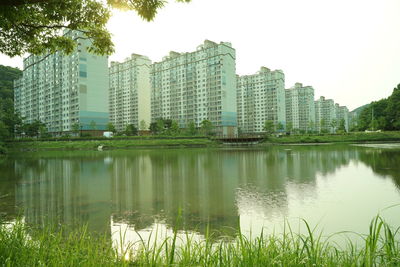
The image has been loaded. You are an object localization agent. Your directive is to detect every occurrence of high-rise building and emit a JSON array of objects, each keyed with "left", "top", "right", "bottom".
[
  {"left": 150, "top": 40, "right": 237, "bottom": 136},
  {"left": 314, "top": 96, "right": 336, "bottom": 133},
  {"left": 285, "top": 83, "right": 316, "bottom": 132},
  {"left": 237, "top": 67, "right": 286, "bottom": 133},
  {"left": 109, "top": 54, "right": 151, "bottom": 132},
  {"left": 14, "top": 30, "right": 109, "bottom": 135},
  {"left": 335, "top": 104, "right": 349, "bottom": 132}
]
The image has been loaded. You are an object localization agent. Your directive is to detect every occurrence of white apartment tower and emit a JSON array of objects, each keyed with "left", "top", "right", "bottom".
[
  {"left": 150, "top": 40, "right": 237, "bottom": 136},
  {"left": 237, "top": 67, "right": 286, "bottom": 133},
  {"left": 14, "top": 30, "right": 109, "bottom": 134},
  {"left": 285, "top": 83, "right": 316, "bottom": 132},
  {"left": 109, "top": 54, "right": 152, "bottom": 132},
  {"left": 315, "top": 96, "right": 336, "bottom": 133}
]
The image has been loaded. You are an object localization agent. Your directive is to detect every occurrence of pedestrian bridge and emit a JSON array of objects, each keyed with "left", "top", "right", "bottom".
[{"left": 213, "top": 136, "right": 265, "bottom": 144}]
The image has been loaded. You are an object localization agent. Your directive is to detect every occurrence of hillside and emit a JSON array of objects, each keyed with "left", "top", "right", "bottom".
[
  {"left": 355, "top": 83, "right": 400, "bottom": 131},
  {"left": 0, "top": 65, "right": 22, "bottom": 143},
  {"left": 0, "top": 65, "right": 22, "bottom": 100}
]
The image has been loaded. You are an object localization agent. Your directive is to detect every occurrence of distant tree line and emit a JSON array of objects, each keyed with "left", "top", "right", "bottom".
[
  {"left": 354, "top": 84, "right": 400, "bottom": 131},
  {"left": 149, "top": 118, "right": 214, "bottom": 136},
  {"left": 104, "top": 118, "right": 215, "bottom": 137}
]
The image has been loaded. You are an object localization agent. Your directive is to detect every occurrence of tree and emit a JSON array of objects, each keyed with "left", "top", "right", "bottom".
[
  {"left": 156, "top": 119, "right": 165, "bottom": 135},
  {"left": 338, "top": 119, "right": 346, "bottom": 132},
  {"left": 320, "top": 119, "right": 327, "bottom": 133},
  {"left": 106, "top": 122, "right": 116, "bottom": 133},
  {"left": 330, "top": 119, "right": 337, "bottom": 133},
  {"left": 356, "top": 84, "right": 400, "bottom": 131},
  {"left": 370, "top": 119, "right": 378, "bottom": 131},
  {"left": 170, "top": 120, "right": 180, "bottom": 136},
  {"left": 139, "top": 120, "right": 147, "bottom": 131},
  {"left": 71, "top": 122, "right": 81, "bottom": 136},
  {"left": 276, "top": 122, "right": 284, "bottom": 132},
  {"left": 0, "top": 0, "right": 191, "bottom": 57},
  {"left": 25, "top": 120, "right": 44, "bottom": 138},
  {"left": 39, "top": 124, "right": 49, "bottom": 138},
  {"left": 186, "top": 121, "right": 197, "bottom": 136},
  {"left": 286, "top": 121, "right": 293, "bottom": 134},
  {"left": 125, "top": 124, "right": 138, "bottom": 136},
  {"left": 307, "top": 120, "right": 315, "bottom": 134},
  {"left": 263, "top": 120, "right": 275, "bottom": 135},
  {"left": 0, "top": 65, "right": 22, "bottom": 139},
  {"left": 200, "top": 119, "right": 214, "bottom": 136},
  {"left": 89, "top": 120, "right": 97, "bottom": 131},
  {"left": 0, "top": 121, "right": 9, "bottom": 140},
  {"left": 149, "top": 122, "right": 159, "bottom": 135}
]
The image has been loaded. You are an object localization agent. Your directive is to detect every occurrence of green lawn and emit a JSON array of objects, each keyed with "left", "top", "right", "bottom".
[
  {"left": 268, "top": 131, "right": 400, "bottom": 144},
  {"left": 7, "top": 137, "right": 218, "bottom": 151}
]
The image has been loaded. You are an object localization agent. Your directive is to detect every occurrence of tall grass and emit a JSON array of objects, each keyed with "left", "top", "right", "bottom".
[{"left": 1, "top": 216, "right": 399, "bottom": 266}]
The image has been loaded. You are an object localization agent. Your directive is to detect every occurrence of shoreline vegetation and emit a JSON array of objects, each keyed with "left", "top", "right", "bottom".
[
  {"left": 2, "top": 131, "right": 400, "bottom": 152},
  {"left": 0, "top": 216, "right": 399, "bottom": 266}
]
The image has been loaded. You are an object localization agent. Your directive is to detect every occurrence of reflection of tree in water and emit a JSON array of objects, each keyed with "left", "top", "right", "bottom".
[
  {"left": 11, "top": 152, "right": 111, "bottom": 233},
  {"left": 0, "top": 158, "right": 19, "bottom": 220},
  {"left": 4, "top": 145, "right": 392, "bottom": 240},
  {"left": 358, "top": 149, "right": 400, "bottom": 190}
]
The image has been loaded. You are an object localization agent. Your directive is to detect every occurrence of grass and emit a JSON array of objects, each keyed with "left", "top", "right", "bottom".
[
  {"left": 268, "top": 131, "right": 400, "bottom": 144},
  {"left": 6, "top": 137, "right": 218, "bottom": 151},
  {"left": 4, "top": 131, "right": 400, "bottom": 152},
  {"left": 1, "top": 216, "right": 399, "bottom": 266}
]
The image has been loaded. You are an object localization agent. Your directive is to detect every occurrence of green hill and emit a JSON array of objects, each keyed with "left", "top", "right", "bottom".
[
  {"left": 0, "top": 65, "right": 22, "bottom": 100},
  {"left": 0, "top": 65, "right": 22, "bottom": 144},
  {"left": 355, "top": 83, "right": 400, "bottom": 131}
]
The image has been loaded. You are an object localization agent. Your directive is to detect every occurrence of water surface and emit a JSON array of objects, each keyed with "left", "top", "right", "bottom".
[{"left": 1, "top": 144, "right": 399, "bottom": 246}]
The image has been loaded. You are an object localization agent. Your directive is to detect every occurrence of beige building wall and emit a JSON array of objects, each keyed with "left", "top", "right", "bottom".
[{"left": 109, "top": 54, "right": 152, "bottom": 132}]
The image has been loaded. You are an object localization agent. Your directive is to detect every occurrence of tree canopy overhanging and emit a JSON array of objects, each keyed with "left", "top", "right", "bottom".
[{"left": 0, "top": 0, "right": 190, "bottom": 57}]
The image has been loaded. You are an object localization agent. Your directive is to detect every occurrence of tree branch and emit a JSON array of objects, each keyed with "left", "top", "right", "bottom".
[{"left": 0, "top": 0, "right": 54, "bottom": 7}]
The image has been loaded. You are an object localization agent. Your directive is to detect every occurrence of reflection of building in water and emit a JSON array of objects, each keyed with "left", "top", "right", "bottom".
[
  {"left": 14, "top": 156, "right": 111, "bottom": 233},
  {"left": 6, "top": 145, "right": 372, "bottom": 240},
  {"left": 111, "top": 150, "right": 240, "bottom": 237}
]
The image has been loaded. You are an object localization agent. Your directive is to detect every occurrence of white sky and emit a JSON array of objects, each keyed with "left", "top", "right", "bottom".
[{"left": 1, "top": 0, "right": 399, "bottom": 110}]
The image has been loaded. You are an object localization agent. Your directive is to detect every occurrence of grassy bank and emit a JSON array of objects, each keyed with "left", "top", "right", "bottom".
[
  {"left": 1, "top": 216, "right": 399, "bottom": 266},
  {"left": 6, "top": 137, "right": 217, "bottom": 151},
  {"left": 268, "top": 131, "right": 400, "bottom": 144},
  {"left": 4, "top": 131, "right": 400, "bottom": 152}
]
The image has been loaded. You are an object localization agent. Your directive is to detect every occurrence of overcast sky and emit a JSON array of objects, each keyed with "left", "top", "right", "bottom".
[{"left": 1, "top": 0, "right": 399, "bottom": 110}]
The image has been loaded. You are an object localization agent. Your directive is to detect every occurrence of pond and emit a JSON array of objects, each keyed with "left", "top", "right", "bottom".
[{"left": 1, "top": 144, "right": 399, "bottom": 247}]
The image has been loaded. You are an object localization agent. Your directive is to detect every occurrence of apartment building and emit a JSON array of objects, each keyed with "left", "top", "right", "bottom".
[
  {"left": 285, "top": 83, "right": 316, "bottom": 133},
  {"left": 150, "top": 40, "right": 237, "bottom": 136},
  {"left": 314, "top": 96, "right": 336, "bottom": 133},
  {"left": 336, "top": 104, "right": 350, "bottom": 132},
  {"left": 237, "top": 67, "right": 286, "bottom": 134},
  {"left": 109, "top": 54, "right": 151, "bottom": 132},
  {"left": 14, "top": 30, "right": 109, "bottom": 135}
]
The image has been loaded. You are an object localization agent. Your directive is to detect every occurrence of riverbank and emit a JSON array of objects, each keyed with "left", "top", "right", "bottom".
[
  {"left": 1, "top": 216, "right": 399, "bottom": 266},
  {"left": 268, "top": 131, "right": 400, "bottom": 144},
  {"left": 4, "top": 131, "right": 400, "bottom": 152},
  {"left": 6, "top": 137, "right": 218, "bottom": 151}
]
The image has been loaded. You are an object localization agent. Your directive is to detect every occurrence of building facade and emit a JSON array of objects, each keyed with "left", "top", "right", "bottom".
[
  {"left": 285, "top": 83, "right": 316, "bottom": 133},
  {"left": 109, "top": 54, "right": 151, "bottom": 132},
  {"left": 150, "top": 40, "right": 237, "bottom": 136},
  {"left": 335, "top": 104, "right": 350, "bottom": 132},
  {"left": 314, "top": 96, "right": 336, "bottom": 133},
  {"left": 14, "top": 30, "right": 109, "bottom": 135},
  {"left": 237, "top": 67, "right": 286, "bottom": 134}
]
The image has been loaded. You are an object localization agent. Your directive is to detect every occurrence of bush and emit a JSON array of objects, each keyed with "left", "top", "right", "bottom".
[{"left": 0, "top": 142, "right": 7, "bottom": 154}]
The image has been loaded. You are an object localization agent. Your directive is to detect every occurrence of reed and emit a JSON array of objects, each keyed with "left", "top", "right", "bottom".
[{"left": 0, "top": 216, "right": 399, "bottom": 266}]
